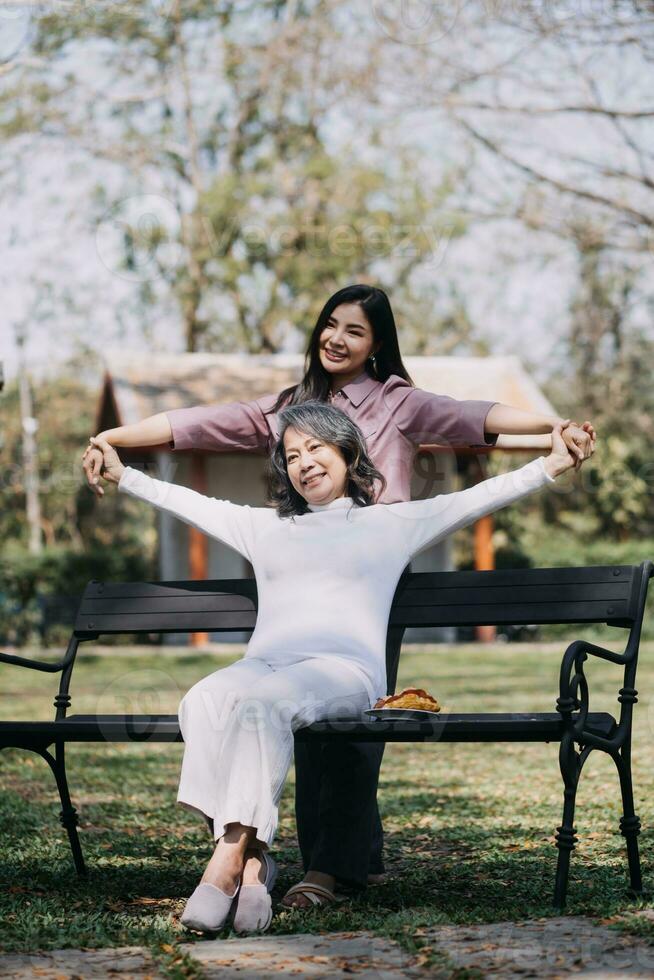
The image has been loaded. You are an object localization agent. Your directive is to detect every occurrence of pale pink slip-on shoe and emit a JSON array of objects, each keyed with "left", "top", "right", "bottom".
[
  {"left": 232, "top": 850, "right": 277, "bottom": 933},
  {"left": 180, "top": 880, "right": 240, "bottom": 932}
]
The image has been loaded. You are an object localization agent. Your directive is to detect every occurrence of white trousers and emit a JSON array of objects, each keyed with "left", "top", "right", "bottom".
[{"left": 176, "top": 656, "right": 370, "bottom": 846}]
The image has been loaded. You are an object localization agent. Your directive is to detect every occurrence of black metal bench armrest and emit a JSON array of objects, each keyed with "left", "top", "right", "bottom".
[
  {"left": 0, "top": 650, "right": 69, "bottom": 673},
  {"left": 558, "top": 639, "right": 628, "bottom": 706},
  {"left": 569, "top": 639, "right": 629, "bottom": 666},
  {"left": 0, "top": 635, "right": 79, "bottom": 674},
  {"left": 561, "top": 640, "right": 632, "bottom": 679},
  {"left": 557, "top": 636, "right": 642, "bottom": 747}
]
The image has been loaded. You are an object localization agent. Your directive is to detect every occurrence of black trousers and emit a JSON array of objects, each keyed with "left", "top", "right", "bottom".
[
  {"left": 292, "top": 574, "right": 408, "bottom": 889},
  {"left": 294, "top": 738, "right": 386, "bottom": 889}
]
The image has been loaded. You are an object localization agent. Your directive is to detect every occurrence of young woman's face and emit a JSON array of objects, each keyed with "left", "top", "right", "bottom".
[
  {"left": 284, "top": 426, "right": 349, "bottom": 505},
  {"left": 318, "top": 303, "right": 381, "bottom": 384}
]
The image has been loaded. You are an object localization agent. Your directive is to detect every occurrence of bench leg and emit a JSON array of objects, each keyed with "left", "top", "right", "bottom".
[
  {"left": 612, "top": 741, "right": 643, "bottom": 895},
  {"left": 42, "top": 743, "right": 87, "bottom": 876},
  {"left": 553, "top": 736, "right": 591, "bottom": 908}
]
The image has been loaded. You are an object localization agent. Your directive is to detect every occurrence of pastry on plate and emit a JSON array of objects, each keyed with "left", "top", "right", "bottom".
[{"left": 373, "top": 687, "right": 440, "bottom": 712}]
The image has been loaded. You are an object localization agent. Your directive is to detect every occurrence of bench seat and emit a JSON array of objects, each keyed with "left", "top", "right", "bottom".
[{"left": 0, "top": 710, "right": 617, "bottom": 746}]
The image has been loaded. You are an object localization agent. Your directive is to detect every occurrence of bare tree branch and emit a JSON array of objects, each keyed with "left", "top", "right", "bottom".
[
  {"left": 453, "top": 115, "right": 654, "bottom": 229},
  {"left": 443, "top": 100, "right": 654, "bottom": 120}
]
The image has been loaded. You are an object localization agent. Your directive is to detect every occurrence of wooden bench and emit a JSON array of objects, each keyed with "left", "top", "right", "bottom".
[{"left": 1, "top": 561, "right": 651, "bottom": 908}]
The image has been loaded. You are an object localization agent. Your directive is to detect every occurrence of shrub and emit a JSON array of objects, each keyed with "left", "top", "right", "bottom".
[{"left": 0, "top": 544, "right": 155, "bottom": 646}]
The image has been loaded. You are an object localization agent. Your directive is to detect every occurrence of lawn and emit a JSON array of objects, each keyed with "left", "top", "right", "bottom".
[{"left": 1, "top": 640, "right": 653, "bottom": 967}]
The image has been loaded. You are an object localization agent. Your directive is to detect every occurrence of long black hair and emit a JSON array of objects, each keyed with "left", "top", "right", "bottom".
[
  {"left": 267, "top": 401, "right": 387, "bottom": 518},
  {"left": 272, "top": 284, "right": 414, "bottom": 413}
]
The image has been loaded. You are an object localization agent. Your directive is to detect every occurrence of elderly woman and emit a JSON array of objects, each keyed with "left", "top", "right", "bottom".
[{"left": 90, "top": 400, "right": 582, "bottom": 934}]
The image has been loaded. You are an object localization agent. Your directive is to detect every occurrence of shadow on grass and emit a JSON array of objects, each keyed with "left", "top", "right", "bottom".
[
  {"left": 1, "top": 738, "right": 651, "bottom": 954},
  {"left": 1, "top": 782, "right": 648, "bottom": 942}
]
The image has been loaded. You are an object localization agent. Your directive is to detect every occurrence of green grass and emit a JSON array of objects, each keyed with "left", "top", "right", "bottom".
[{"left": 1, "top": 641, "right": 653, "bottom": 962}]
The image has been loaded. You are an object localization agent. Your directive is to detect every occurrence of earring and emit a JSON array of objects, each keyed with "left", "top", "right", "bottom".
[{"left": 368, "top": 354, "right": 376, "bottom": 365}]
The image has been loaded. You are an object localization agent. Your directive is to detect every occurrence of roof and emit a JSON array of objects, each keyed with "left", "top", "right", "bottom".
[{"left": 99, "top": 350, "right": 558, "bottom": 451}]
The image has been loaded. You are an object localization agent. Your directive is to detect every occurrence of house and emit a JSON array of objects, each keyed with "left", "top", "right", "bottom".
[{"left": 96, "top": 351, "right": 557, "bottom": 644}]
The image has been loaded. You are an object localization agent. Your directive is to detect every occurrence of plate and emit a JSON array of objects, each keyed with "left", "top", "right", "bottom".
[{"left": 364, "top": 708, "right": 441, "bottom": 720}]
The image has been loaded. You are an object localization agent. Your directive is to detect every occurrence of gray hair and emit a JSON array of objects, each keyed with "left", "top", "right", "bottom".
[{"left": 267, "top": 401, "right": 387, "bottom": 518}]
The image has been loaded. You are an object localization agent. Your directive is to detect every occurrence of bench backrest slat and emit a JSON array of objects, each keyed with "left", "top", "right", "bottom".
[
  {"left": 81, "top": 595, "right": 256, "bottom": 617},
  {"left": 78, "top": 611, "right": 256, "bottom": 634},
  {"left": 78, "top": 580, "right": 257, "bottom": 599},
  {"left": 74, "top": 579, "right": 258, "bottom": 635},
  {"left": 390, "top": 599, "right": 631, "bottom": 628},
  {"left": 73, "top": 565, "right": 642, "bottom": 638},
  {"left": 390, "top": 565, "right": 640, "bottom": 627}
]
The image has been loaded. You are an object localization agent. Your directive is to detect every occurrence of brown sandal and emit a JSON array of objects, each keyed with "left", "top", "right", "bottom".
[{"left": 281, "top": 881, "right": 337, "bottom": 908}]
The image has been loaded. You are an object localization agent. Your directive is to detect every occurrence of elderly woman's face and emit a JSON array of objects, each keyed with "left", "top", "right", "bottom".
[{"left": 284, "top": 426, "right": 348, "bottom": 505}]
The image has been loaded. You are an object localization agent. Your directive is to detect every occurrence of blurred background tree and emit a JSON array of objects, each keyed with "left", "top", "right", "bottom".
[
  {"left": 0, "top": 356, "right": 155, "bottom": 645},
  {"left": 1, "top": 0, "right": 653, "bottom": 644},
  {"left": 1, "top": 0, "right": 462, "bottom": 353}
]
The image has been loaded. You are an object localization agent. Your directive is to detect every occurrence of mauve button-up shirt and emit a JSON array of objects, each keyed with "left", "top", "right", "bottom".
[{"left": 166, "top": 372, "right": 498, "bottom": 504}]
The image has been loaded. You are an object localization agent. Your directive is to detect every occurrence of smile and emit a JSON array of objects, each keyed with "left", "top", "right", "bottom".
[
  {"left": 303, "top": 473, "right": 325, "bottom": 487},
  {"left": 325, "top": 349, "right": 346, "bottom": 361}
]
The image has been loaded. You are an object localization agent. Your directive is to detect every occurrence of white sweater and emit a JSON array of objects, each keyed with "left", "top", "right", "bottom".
[{"left": 118, "top": 456, "right": 556, "bottom": 705}]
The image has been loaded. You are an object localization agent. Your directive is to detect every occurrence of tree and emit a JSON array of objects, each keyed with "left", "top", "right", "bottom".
[
  {"left": 549, "top": 223, "right": 654, "bottom": 539},
  {"left": 1, "top": 0, "right": 462, "bottom": 356},
  {"left": 0, "top": 356, "right": 154, "bottom": 553}
]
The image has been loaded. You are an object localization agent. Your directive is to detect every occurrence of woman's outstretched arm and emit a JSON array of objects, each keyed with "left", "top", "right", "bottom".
[
  {"left": 82, "top": 413, "right": 173, "bottom": 498},
  {"left": 89, "top": 437, "right": 258, "bottom": 561},
  {"left": 387, "top": 423, "right": 577, "bottom": 560},
  {"left": 83, "top": 394, "right": 276, "bottom": 498},
  {"left": 384, "top": 380, "right": 596, "bottom": 470},
  {"left": 484, "top": 404, "right": 596, "bottom": 468}
]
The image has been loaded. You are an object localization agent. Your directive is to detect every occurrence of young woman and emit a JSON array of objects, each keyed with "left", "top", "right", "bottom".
[
  {"left": 90, "top": 402, "right": 582, "bottom": 933},
  {"left": 82, "top": 284, "right": 596, "bottom": 907}
]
